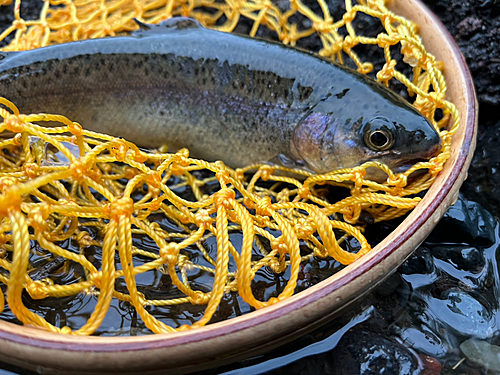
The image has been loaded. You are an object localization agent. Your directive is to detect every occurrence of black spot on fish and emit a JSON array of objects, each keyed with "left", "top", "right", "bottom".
[
  {"left": 133, "top": 60, "right": 143, "bottom": 69},
  {"left": 335, "top": 88, "right": 350, "bottom": 99}
]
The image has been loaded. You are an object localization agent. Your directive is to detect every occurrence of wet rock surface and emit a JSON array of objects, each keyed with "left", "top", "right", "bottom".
[
  {"left": 460, "top": 339, "right": 500, "bottom": 373},
  {"left": 1, "top": 0, "right": 500, "bottom": 374}
]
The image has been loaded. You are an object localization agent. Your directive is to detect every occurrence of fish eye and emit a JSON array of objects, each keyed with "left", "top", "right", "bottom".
[{"left": 363, "top": 119, "right": 395, "bottom": 151}]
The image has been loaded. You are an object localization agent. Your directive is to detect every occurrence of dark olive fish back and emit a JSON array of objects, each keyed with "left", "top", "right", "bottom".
[{"left": 0, "top": 17, "right": 441, "bottom": 173}]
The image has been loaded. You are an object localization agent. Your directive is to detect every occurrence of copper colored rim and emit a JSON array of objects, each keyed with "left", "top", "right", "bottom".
[{"left": 0, "top": 0, "right": 478, "bottom": 372}]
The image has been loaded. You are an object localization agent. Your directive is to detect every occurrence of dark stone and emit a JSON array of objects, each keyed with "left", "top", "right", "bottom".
[
  {"left": 330, "top": 328, "right": 419, "bottom": 375},
  {"left": 376, "top": 273, "right": 402, "bottom": 297},
  {"left": 427, "top": 289, "right": 494, "bottom": 339},
  {"left": 460, "top": 338, "right": 500, "bottom": 373},
  {"left": 426, "top": 195, "right": 496, "bottom": 247},
  {"left": 398, "top": 326, "right": 448, "bottom": 358},
  {"left": 431, "top": 245, "right": 486, "bottom": 273},
  {"left": 422, "top": 0, "right": 500, "bottom": 107},
  {"left": 399, "top": 246, "right": 435, "bottom": 275}
]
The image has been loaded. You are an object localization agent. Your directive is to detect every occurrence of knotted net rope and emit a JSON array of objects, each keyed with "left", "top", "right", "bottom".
[{"left": 0, "top": 0, "right": 458, "bottom": 335}]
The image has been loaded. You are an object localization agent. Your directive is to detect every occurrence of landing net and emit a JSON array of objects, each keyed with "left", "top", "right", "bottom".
[{"left": 0, "top": 0, "right": 458, "bottom": 335}]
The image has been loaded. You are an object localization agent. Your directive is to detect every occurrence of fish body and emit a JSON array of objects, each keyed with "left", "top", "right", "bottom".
[{"left": 0, "top": 18, "right": 441, "bottom": 174}]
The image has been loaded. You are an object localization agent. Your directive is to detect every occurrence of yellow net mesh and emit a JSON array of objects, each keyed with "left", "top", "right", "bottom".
[{"left": 0, "top": 0, "right": 458, "bottom": 335}]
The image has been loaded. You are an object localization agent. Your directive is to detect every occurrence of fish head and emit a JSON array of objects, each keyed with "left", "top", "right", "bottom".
[{"left": 291, "top": 81, "right": 442, "bottom": 180}]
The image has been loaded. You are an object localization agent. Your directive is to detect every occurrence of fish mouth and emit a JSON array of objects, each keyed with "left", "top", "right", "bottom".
[{"left": 391, "top": 139, "right": 442, "bottom": 174}]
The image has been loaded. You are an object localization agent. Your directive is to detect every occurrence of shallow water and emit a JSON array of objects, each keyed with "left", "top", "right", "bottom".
[{"left": 2, "top": 194, "right": 498, "bottom": 374}]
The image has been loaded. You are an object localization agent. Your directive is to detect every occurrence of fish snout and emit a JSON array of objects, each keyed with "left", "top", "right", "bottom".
[{"left": 413, "top": 125, "right": 442, "bottom": 160}]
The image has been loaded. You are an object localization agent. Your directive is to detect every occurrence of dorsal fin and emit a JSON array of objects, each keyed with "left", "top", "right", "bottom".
[{"left": 132, "top": 17, "right": 203, "bottom": 37}]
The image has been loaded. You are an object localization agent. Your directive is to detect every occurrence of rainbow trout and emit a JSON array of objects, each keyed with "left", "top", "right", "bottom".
[{"left": 0, "top": 17, "right": 441, "bottom": 175}]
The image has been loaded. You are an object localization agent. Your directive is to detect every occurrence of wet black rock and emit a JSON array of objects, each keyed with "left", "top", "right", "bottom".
[
  {"left": 399, "top": 246, "right": 435, "bottom": 275},
  {"left": 428, "top": 289, "right": 494, "bottom": 339},
  {"left": 426, "top": 195, "right": 497, "bottom": 247},
  {"left": 330, "top": 328, "right": 419, "bottom": 375},
  {"left": 376, "top": 273, "right": 403, "bottom": 297},
  {"left": 422, "top": 0, "right": 500, "bottom": 107},
  {"left": 461, "top": 120, "right": 500, "bottom": 220},
  {"left": 460, "top": 338, "right": 500, "bottom": 373},
  {"left": 432, "top": 245, "right": 486, "bottom": 273},
  {"left": 397, "top": 326, "right": 448, "bottom": 358}
]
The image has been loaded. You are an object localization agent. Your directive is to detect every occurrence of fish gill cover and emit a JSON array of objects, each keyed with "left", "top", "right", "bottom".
[{"left": 0, "top": 0, "right": 458, "bottom": 335}]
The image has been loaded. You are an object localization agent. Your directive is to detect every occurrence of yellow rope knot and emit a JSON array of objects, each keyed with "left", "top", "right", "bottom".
[
  {"left": 132, "top": 149, "right": 149, "bottom": 163},
  {"left": 69, "top": 159, "right": 87, "bottom": 182},
  {"left": 23, "top": 162, "right": 39, "bottom": 179},
  {"left": 213, "top": 187, "right": 235, "bottom": 209},
  {"left": 110, "top": 139, "right": 129, "bottom": 162},
  {"left": 259, "top": 165, "right": 275, "bottom": 181},
  {"left": 86, "top": 164, "right": 102, "bottom": 183},
  {"left": 377, "top": 33, "right": 399, "bottom": 47},
  {"left": 350, "top": 168, "right": 366, "bottom": 185},
  {"left": 343, "top": 35, "right": 358, "bottom": 50},
  {"left": 269, "top": 238, "right": 288, "bottom": 273},
  {"left": 12, "top": 19, "right": 26, "bottom": 32},
  {"left": 342, "top": 10, "right": 356, "bottom": 23},
  {"left": 27, "top": 202, "right": 51, "bottom": 233},
  {"left": 88, "top": 271, "right": 102, "bottom": 289},
  {"left": 243, "top": 197, "right": 256, "bottom": 209},
  {"left": 159, "top": 242, "right": 180, "bottom": 264},
  {"left": 255, "top": 196, "right": 272, "bottom": 216},
  {"left": 0, "top": 176, "right": 18, "bottom": 192},
  {"left": 3, "top": 113, "right": 25, "bottom": 133},
  {"left": 26, "top": 280, "right": 48, "bottom": 300},
  {"left": 146, "top": 170, "right": 162, "bottom": 190},
  {"left": 194, "top": 209, "right": 213, "bottom": 227},
  {"left": 174, "top": 148, "right": 191, "bottom": 166},
  {"left": 0, "top": 187, "right": 22, "bottom": 217},
  {"left": 108, "top": 197, "right": 134, "bottom": 220},
  {"left": 67, "top": 121, "right": 83, "bottom": 137},
  {"left": 189, "top": 290, "right": 210, "bottom": 305},
  {"left": 124, "top": 166, "right": 139, "bottom": 180},
  {"left": 376, "top": 59, "right": 397, "bottom": 85},
  {"left": 170, "top": 163, "right": 185, "bottom": 176},
  {"left": 76, "top": 231, "right": 94, "bottom": 248},
  {"left": 294, "top": 218, "right": 315, "bottom": 238},
  {"left": 297, "top": 186, "right": 311, "bottom": 200},
  {"left": 313, "top": 19, "right": 333, "bottom": 33}
]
